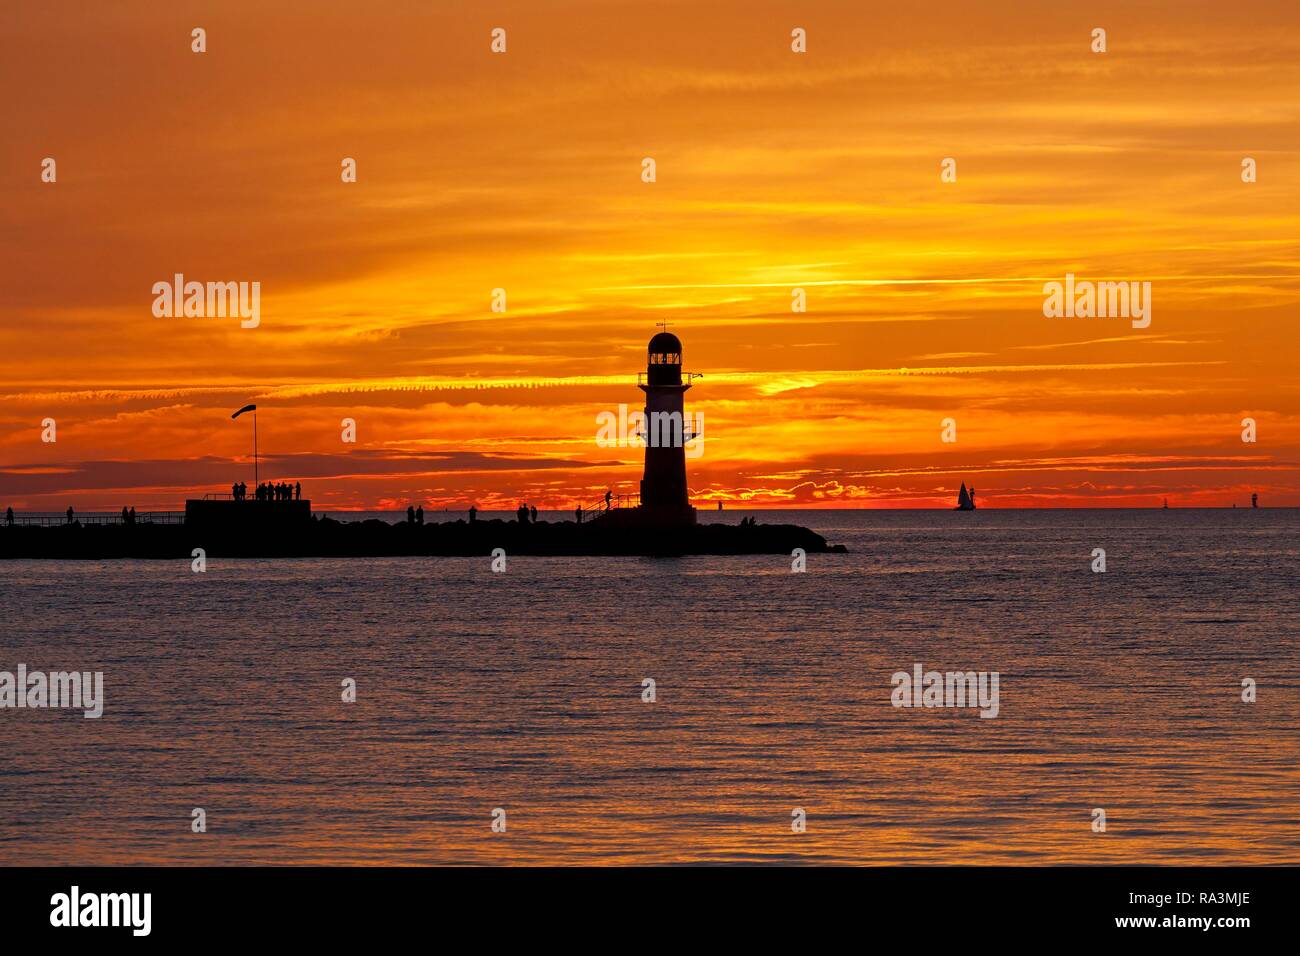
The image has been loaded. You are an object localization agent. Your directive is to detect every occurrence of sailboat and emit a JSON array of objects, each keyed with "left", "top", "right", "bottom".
[{"left": 955, "top": 482, "right": 976, "bottom": 511}]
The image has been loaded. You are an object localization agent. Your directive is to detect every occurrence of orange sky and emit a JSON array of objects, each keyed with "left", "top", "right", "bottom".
[{"left": 2, "top": 0, "right": 1298, "bottom": 510}]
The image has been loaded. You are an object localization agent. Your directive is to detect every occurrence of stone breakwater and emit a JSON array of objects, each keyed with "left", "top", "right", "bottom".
[{"left": 0, "top": 516, "right": 846, "bottom": 559}]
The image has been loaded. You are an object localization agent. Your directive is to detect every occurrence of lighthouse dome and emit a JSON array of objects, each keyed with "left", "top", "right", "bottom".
[
  {"left": 648, "top": 331, "right": 682, "bottom": 355},
  {"left": 646, "top": 331, "right": 684, "bottom": 382}
]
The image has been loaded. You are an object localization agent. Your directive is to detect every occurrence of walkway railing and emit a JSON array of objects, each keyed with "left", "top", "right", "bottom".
[
  {"left": 204, "top": 492, "right": 303, "bottom": 502},
  {"left": 636, "top": 371, "right": 703, "bottom": 386},
  {"left": 578, "top": 493, "right": 639, "bottom": 519},
  {"left": 4, "top": 512, "right": 186, "bottom": 527}
]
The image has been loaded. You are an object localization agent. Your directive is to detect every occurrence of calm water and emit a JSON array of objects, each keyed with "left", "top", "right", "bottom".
[{"left": 2, "top": 509, "right": 1298, "bottom": 865}]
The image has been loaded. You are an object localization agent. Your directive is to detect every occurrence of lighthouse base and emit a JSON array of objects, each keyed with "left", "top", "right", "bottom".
[{"left": 598, "top": 504, "right": 697, "bottom": 529}]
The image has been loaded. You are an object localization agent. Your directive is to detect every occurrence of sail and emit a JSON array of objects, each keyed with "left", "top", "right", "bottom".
[{"left": 957, "top": 483, "right": 972, "bottom": 510}]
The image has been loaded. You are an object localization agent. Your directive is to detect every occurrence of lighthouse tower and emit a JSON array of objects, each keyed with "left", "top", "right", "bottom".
[{"left": 634, "top": 331, "right": 697, "bottom": 525}]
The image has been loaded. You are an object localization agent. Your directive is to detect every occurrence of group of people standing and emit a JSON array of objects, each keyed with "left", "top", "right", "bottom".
[
  {"left": 406, "top": 505, "right": 425, "bottom": 524},
  {"left": 516, "top": 503, "right": 539, "bottom": 523},
  {"left": 232, "top": 481, "right": 300, "bottom": 501}
]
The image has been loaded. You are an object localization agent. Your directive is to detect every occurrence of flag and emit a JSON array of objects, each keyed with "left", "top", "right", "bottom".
[{"left": 232, "top": 404, "right": 256, "bottom": 419}]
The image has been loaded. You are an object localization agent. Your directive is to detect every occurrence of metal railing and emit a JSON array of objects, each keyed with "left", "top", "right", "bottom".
[
  {"left": 4, "top": 512, "right": 185, "bottom": 527},
  {"left": 636, "top": 371, "right": 703, "bottom": 386},
  {"left": 204, "top": 491, "right": 303, "bottom": 502},
  {"left": 634, "top": 423, "right": 699, "bottom": 443},
  {"left": 577, "top": 493, "right": 639, "bottom": 518}
]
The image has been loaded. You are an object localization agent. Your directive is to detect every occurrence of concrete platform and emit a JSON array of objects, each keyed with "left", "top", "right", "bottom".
[{"left": 184, "top": 499, "right": 313, "bottom": 530}]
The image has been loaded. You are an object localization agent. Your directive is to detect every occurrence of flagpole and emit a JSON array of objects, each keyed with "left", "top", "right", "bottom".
[{"left": 231, "top": 404, "right": 258, "bottom": 492}]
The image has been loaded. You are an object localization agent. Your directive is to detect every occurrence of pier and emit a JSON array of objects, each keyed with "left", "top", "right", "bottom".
[{"left": 0, "top": 507, "right": 843, "bottom": 560}]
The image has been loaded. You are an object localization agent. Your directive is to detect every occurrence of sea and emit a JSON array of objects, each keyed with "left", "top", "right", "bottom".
[{"left": 2, "top": 508, "right": 1297, "bottom": 864}]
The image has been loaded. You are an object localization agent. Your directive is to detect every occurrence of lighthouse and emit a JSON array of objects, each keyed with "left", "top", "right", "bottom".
[{"left": 601, "top": 330, "right": 699, "bottom": 527}]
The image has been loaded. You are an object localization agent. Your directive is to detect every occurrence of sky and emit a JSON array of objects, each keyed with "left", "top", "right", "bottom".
[{"left": 1, "top": 0, "right": 1298, "bottom": 510}]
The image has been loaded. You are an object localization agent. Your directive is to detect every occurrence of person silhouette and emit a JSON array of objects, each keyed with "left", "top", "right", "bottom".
[
  {"left": 575, "top": 505, "right": 583, "bottom": 524},
  {"left": 469, "top": 505, "right": 478, "bottom": 523},
  {"left": 4, "top": 506, "right": 13, "bottom": 526},
  {"left": 517, "top": 503, "right": 528, "bottom": 523},
  {"left": 604, "top": 489, "right": 612, "bottom": 511},
  {"left": 416, "top": 505, "right": 424, "bottom": 525},
  {"left": 530, "top": 505, "right": 537, "bottom": 523},
  {"left": 407, "top": 505, "right": 416, "bottom": 524},
  {"left": 129, "top": 506, "right": 136, "bottom": 525},
  {"left": 122, "top": 506, "right": 129, "bottom": 524},
  {"left": 66, "top": 506, "right": 74, "bottom": 525},
  {"left": 238, "top": 482, "right": 246, "bottom": 501},
  {"left": 295, "top": 482, "right": 301, "bottom": 501}
]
